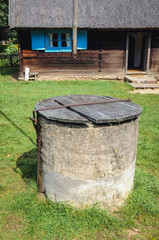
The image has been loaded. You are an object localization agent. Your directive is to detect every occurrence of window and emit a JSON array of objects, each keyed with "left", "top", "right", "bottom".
[
  {"left": 46, "top": 30, "right": 72, "bottom": 52},
  {"left": 31, "top": 29, "right": 87, "bottom": 52}
]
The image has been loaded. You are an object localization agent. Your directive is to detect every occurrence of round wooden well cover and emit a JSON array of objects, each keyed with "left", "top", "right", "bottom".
[{"left": 35, "top": 95, "right": 142, "bottom": 124}]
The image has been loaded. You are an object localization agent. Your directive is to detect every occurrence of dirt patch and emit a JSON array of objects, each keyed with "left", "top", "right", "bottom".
[
  {"left": 127, "top": 228, "right": 141, "bottom": 239},
  {"left": 129, "top": 89, "right": 159, "bottom": 94}
]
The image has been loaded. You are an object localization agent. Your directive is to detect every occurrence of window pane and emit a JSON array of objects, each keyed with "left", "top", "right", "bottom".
[
  {"left": 53, "top": 33, "right": 58, "bottom": 40},
  {"left": 62, "top": 41, "right": 67, "bottom": 47},
  {"left": 61, "top": 33, "right": 70, "bottom": 47},
  {"left": 61, "top": 33, "right": 66, "bottom": 40},
  {"left": 53, "top": 41, "right": 58, "bottom": 47},
  {"left": 66, "top": 33, "right": 70, "bottom": 47},
  {"left": 49, "top": 33, "right": 58, "bottom": 47}
]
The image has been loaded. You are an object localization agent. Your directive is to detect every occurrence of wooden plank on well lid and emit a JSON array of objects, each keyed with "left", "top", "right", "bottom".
[
  {"left": 54, "top": 95, "right": 142, "bottom": 124},
  {"left": 35, "top": 97, "right": 89, "bottom": 123}
]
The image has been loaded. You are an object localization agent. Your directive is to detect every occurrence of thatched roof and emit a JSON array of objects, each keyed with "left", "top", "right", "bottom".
[{"left": 9, "top": 0, "right": 159, "bottom": 29}]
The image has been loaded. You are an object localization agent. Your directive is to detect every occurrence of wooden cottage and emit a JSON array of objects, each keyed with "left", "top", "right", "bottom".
[{"left": 9, "top": 0, "right": 159, "bottom": 79}]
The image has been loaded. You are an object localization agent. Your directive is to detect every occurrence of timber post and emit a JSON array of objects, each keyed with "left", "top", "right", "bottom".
[
  {"left": 72, "top": 0, "right": 78, "bottom": 57},
  {"left": 125, "top": 33, "right": 129, "bottom": 76},
  {"left": 146, "top": 33, "right": 151, "bottom": 75}
]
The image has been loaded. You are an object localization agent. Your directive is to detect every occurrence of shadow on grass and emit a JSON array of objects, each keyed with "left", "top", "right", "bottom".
[
  {"left": 0, "top": 110, "right": 36, "bottom": 146},
  {"left": 0, "top": 66, "right": 19, "bottom": 77},
  {"left": 14, "top": 148, "right": 37, "bottom": 184}
]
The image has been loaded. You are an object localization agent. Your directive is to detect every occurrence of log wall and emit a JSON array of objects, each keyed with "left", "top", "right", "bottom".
[
  {"left": 21, "top": 49, "right": 125, "bottom": 76},
  {"left": 150, "top": 31, "right": 159, "bottom": 74}
]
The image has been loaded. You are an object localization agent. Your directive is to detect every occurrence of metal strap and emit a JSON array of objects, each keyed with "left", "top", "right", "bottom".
[{"left": 34, "top": 98, "right": 131, "bottom": 113}]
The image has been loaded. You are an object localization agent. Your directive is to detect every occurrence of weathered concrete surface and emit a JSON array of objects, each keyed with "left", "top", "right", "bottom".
[
  {"left": 39, "top": 117, "right": 139, "bottom": 207},
  {"left": 43, "top": 160, "right": 136, "bottom": 207}
]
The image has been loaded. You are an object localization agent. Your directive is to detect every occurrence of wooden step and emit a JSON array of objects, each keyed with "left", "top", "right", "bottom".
[
  {"left": 129, "top": 83, "right": 159, "bottom": 89},
  {"left": 29, "top": 72, "right": 39, "bottom": 81},
  {"left": 125, "top": 75, "right": 157, "bottom": 84},
  {"left": 127, "top": 71, "right": 146, "bottom": 75}
]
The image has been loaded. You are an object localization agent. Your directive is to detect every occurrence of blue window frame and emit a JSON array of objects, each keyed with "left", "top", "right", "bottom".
[
  {"left": 31, "top": 29, "right": 87, "bottom": 52},
  {"left": 45, "top": 30, "right": 72, "bottom": 52}
]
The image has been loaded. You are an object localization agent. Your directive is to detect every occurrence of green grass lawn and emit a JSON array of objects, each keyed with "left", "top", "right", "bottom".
[{"left": 0, "top": 67, "right": 159, "bottom": 240}]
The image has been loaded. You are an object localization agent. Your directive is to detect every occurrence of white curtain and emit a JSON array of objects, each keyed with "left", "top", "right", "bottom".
[{"left": 49, "top": 33, "right": 53, "bottom": 47}]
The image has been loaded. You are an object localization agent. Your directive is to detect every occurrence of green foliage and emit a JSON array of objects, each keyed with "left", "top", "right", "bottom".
[
  {"left": 0, "top": 0, "right": 8, "bottom": 27},
  {"left": 4, "top": 41, "right": 18, "bottom": 55},
  {"left": 0, "top": 68, "right": 159, "bottom": 239},
  {"left": 0, "top": 45, "right": 7, "bottom": 53},
  {"left": 0, "top": 0, "right": 17, "bottom": 41}
]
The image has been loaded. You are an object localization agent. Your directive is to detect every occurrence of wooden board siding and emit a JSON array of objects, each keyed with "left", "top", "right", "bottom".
[
  {"left": 150, "top": 32, "right": 159, "bottom": 74},
  {"left": 21, "top": 49, "right": 125, "bottom": 75},
  {"left": 87, "top": 31, "right": 125, "bottom": 73},
  {"left": 100, "top": 50, "right": 125, "bottom": 73}
]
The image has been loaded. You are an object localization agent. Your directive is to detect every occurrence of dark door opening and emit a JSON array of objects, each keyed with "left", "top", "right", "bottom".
[{"left": 128, "top": 33, "right": 148, "bottom": 71}]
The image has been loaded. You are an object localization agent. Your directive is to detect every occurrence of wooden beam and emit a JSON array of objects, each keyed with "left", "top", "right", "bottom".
[
  {"left": 72, "top": 0, "right": 78, "bottom": 56},
  {"left": 125, "top": 33, "right": 129, "bottom": 75},
  {"left": 146, "top": 33, "right": 151, "bottom": 74}
]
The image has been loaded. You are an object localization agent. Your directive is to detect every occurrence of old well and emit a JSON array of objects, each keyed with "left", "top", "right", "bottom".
[{"left": 32, "top": 95, "right": 142, "bottom": 207}]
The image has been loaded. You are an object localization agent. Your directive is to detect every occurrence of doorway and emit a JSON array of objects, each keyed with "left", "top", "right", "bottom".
[{"left": 128, "top": 33, "right": 148, "bottom": 71}]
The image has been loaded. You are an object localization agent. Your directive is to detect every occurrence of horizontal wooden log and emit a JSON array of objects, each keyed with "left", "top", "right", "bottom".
[
  {"left": 37, "top": 64, "right": 98, "bottom": 70},
  {"left": 151, "top": 57, "right": 159, "bottom": 62},
  {"left": 37, "top": 56, "right": 98, "bottom": 60},
  {"left": 150, "top": 64, "right": 159, "bottom": 72},
  {"left": 38, "top": 69, "right": 99, "bottom": 74},
  {"left": 23, "top": 66, "right": 38, "bottom": 71},
  {"left": 151, "top": 48, "right": 159, "bottom": 53},
  {"left": 101, "top": 50, "right": 124, "bottom": 54},
  {"left": 102, "top": 54, "right": 124, "bottom": 58},
  {"left": 151, "top": 54, "right": 159, "bottom": 59},
  {"left": 102, "top": 57, "right": 124, "bottom": 64},
  {"left": 23, "top": 55, "right": 99, "bottom": 61},
  {"left": 150, "top": 61, "right": 159, "bottom": 65},
  {"left": 22, "top": 50, "right": 37, "bottom": 56},
  {"left": 100, "top": 69, "right": 123, "bottom": 73},
  {"left": 22, "top": 50, "right": 99, "bottom": 57},
  {"left": 22, "top": 54, "right": 38, "bottom": 58},
  {"left": 102, "top": 63, "right": 123, "bottom": 70},
  {"left": 37, "top": 53, "right": 99, "bottom": 58},
  {"left": 23, "top": 60, "right": 38, "bottom": 65},
  {"left": 37, "top": 59, "right": 98, "bottom": 64},
  {"left": 22, "top": 50, "right": 36, "bottom": 53}
]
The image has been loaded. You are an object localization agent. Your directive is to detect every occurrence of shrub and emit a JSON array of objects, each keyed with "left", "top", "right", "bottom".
[{"left": 5, "top": 40, "right": 18, "bottom": 55}]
